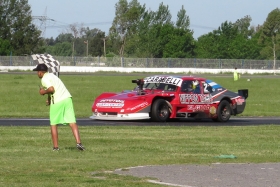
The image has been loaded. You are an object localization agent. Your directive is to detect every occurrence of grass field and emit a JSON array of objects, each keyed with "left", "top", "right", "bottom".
[
  {"left": 0, "top": 72, "right": 280, "bottom": 117},
  {"left": 1, "top": 125, "right": 280, "bottom": 187},
  {"left": 0, "top": 72, "right": 280, "bottom": 186}
]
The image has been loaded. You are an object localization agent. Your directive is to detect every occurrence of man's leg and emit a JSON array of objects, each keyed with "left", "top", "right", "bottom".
[
  {"left": 69, "top": 123, "right": 85, "bottom": 150},
  {"left": 50, "top": 125, "right": 58, "bottom": 148},
  {"left": 69, "top": 123, "right": 81, "bottom": 143}
]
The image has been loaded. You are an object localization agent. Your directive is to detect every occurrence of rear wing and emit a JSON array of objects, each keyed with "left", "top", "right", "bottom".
[{"left": 238, "top": 89, "right": 248, "bottom": 99}]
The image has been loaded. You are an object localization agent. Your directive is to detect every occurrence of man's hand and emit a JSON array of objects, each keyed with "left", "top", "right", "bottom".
[
  {"left": 46, "top": 99, "right": 51, "bottom": 106},
  {"left": 45, "top": 95, "right": 51, "bottom": 106}
]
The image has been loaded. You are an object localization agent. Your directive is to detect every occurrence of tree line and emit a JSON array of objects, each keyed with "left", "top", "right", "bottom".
[{"left": 0, "top": 0, "right": 279, "bottom": 61}]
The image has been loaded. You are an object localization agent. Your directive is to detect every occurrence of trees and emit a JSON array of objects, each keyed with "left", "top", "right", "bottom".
[
  {"left": 54, "top": 33, "right": 74, "bottom": 44},
  {"left": 195, "top": 21, "right": 238, "bottom": 59},
  {"left": 20, "top": 1, "right": 276, "bottom": 60},
  {"left": 144, "top": 3, "right": 173, "bottom": 58},
  {"left": 0, "top": 0, "right": 42, "bottom": 55},
  {"left": 0, "top": 38, "right": 12, "bottom": 55},
  {"left": 45, "top": 42, "right": 72, "bottom": 56},
  {"left": 44, "top": 26, "right": 106, "bottom": 57},
  {"left": 165, "top": 5, "right": 195, "bottom": 58},
  {"left": 87, "top": 29, "right": 106, "bottom": 57},
  {"left": 109, "top": 0, "right": 144, "bottom": 57},
  {"left": 110, "top": 1, "right": 195, "bottom": 58},
  {"left": 163, "top": 27, "right": 195, "bottom": 58},
  {"left": 234, "top": 15, "right": 255, "bottom": 38},
  {"left": 259, "top": 8, "right": 280, "bottom": 64},
  {"left": 195, "top": 16, "right": 261, "bottom": 59},
  {"left": 176, "top": 5, "right": 190, "bottom": 30}
]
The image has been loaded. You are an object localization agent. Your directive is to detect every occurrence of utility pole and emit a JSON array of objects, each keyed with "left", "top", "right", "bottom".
[
  {"left": 273, "top": 42, "right": 276, "bottom": 75},
  {"left": 84, "top": 40, "right": 88, "bottom": 57},
  {"left": 72, "top": 41, "right": 75, "bottom": 65},
  {"left": 102, "top": 38, "right": 106, "bottom": 57},
  {"left": 32, "top": 7, "right": 54, "bottom": 38}
]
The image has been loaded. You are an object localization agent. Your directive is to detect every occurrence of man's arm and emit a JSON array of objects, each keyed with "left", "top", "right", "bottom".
[{"left": 39, "top": 86, "right": 55, "bottom": 95}]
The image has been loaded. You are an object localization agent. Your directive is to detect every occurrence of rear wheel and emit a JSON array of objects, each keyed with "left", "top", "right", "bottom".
[
  {"left": 151, "top": 99, "right": 170, "bottom": 122},
  {"left": 216, "top": 100, "right": 231, "bottom": 122}
]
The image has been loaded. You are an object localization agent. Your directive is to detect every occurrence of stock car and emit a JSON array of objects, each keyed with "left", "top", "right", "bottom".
[{"left": 90, "top": 75, "right": 248, "bottom": 122}]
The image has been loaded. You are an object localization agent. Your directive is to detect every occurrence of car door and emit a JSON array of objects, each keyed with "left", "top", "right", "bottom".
[{"left": 179, "top": 80, "right": 210, "bottom": 113}]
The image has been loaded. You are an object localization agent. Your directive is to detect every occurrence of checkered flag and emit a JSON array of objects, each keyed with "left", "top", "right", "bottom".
[{"left": 31, "top": 54, "right": 60, "bottom": 77}]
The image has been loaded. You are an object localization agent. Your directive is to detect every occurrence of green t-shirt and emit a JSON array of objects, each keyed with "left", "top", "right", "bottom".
[{"left": 41, "top": 73, "right": 72, "bottom": 104}]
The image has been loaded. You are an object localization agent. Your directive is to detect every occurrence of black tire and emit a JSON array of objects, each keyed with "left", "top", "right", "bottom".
[
  {"left": 151, "top": 99, "right": 170, "bottom": 122},
  {"left": 216, "top": 100, "right": 231, "bottom": 122}
]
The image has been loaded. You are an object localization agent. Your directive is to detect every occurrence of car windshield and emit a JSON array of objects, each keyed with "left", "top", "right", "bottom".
[{"left": 143, "top": 83, "right": 177, "bottom": 91}]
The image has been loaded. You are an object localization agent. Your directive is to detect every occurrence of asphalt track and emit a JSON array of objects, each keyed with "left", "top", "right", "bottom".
[
  {"left": 1, "top": 117, "right": 280, "bottom": 126},
  {"left": 1, "top": 117, "right": 280, "bottom": 187}
]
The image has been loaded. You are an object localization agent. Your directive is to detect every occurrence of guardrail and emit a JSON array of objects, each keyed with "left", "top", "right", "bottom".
[{"left": 0, "top": 56, "right": 279, "bottom": 70}]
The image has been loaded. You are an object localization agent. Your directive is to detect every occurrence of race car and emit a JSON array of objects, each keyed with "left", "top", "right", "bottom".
[{"left": 90, "top": 75, "right": 248, "bottom": 122}]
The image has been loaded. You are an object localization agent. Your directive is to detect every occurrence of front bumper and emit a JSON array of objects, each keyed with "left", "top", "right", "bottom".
[{"left": 89, "top": 112, "right": 150, "bottom": 120}]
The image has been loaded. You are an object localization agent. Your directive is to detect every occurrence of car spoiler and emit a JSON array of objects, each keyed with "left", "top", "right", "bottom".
[{"left": 238, "top": 89, "right": 248, "bottom": 99}]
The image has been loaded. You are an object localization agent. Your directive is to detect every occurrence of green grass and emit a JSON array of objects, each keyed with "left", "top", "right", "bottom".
[
  {"left": 0, "top": 73, "right": 279, "bottom": 117},
  {"left": 1, "top": 125, "right": 280, "bottom": 187},
  {"left": 0, "top": 73, "right": 280, "bottom": 186}
]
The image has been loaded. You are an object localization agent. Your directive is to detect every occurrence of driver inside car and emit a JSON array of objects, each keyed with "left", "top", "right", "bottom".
[
  {"left": 167, "top": 84, "right": 176, "bottom": 91},
  {"left": 181, "top": 81, "right": 194, "bottom": 92}
]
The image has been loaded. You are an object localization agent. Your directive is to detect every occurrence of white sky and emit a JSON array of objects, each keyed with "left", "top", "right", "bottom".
[{"left": 28, "top": 0, "right": 279, "bottom": 39}]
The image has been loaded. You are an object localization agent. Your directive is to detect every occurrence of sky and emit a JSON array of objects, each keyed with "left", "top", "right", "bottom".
[{"left": 28, "top": 0, "right": 279, "bottom": 39}]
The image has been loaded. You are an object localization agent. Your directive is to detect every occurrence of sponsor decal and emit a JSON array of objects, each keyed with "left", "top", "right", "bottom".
[
  {"left": 209, "top": 106, "right": 216, "bottom": 114},
  {"left": 96, "top": 99, "right": 125, "bottom": 108},
  {"left": 144, "top": 76, "right": 183, "bottom": 86},
  {"left": 179, "top": 94, "right": 213, "bottom": 104},
  {"left": 127, "top": 102, "right": 149, "bottom": 111},
  {"left": 99, "top": 99, "right": 124, "bottom": 103},
  {"left": 96, "top": 103, "right": 124, "bottom": 108},
  {"left": 187, "top": 105, "right": 211, "bottom": 112}
]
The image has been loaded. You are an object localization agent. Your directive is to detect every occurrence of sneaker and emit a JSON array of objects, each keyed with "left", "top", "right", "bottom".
[
  {"left": 76, "top": 143, "right": 85, "bottom": 151},
  {"left": 53, "top": 147, "right": 60, "bottom": 151}
]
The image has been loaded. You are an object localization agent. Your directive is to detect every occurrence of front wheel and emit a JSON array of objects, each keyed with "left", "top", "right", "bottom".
[
  {"left": 216, "top": 100, "right": 231, "bottom": 122},
  {"left": 151, "top": 99, "right": 170, "bottom": 122}
]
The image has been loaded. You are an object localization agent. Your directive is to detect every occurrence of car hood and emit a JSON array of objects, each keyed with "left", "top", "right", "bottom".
[{"left": 93, "top": 90, "right": 174, "bottom": 112}]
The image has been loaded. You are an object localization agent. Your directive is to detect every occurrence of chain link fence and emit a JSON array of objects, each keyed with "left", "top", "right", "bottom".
[{"left": 0, "top": 56, "right": 279, "bottom": 69}]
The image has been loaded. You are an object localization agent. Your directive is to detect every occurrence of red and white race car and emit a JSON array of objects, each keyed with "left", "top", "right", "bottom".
[{"left": 90, "top": 75, "right": 248, "bottom": 122}]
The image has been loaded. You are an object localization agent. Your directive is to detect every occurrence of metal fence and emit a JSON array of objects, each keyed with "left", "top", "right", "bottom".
[{"left": 0, "top": 56, "right": 279, "bottom": 69}]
